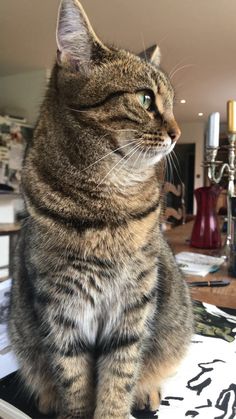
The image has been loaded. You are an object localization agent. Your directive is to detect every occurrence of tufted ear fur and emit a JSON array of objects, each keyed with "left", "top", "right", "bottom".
[
  {"left": 150, "top": 45, "right": 161, "bottom": 66},
  {"left": 56, "top": 0, "right": 108, "bottom": 69},
  {"left": 139, "top": 44, "right": 161, "bottom": 67}
]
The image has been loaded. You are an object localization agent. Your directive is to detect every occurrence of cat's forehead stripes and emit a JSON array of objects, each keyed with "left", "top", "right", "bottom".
[
  {"left": 148, "top": 67, "right": 173, "bottom": 109},
  {"left": 156, "top": 95, "right": 164, "bottom": 115},
  {"left": 151, "top": 71, "right": 174, "bottom": 114}
]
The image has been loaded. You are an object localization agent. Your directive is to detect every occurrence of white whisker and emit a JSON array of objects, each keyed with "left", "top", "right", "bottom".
[
  {"left": 162, "top": 156, "right": 168, "bottom": 181},
  {"left": 140, "top": 32, "right": 148, "bottom": 63},
  {"left": 169, "top": 57, "right": 190, "bottom": 78},
  {"left": 114, "top": 142, "right": 142, "bottom": 175},
  {"left": 168, "top": 152, "right": 180, "bottom": 185},
  {"left": 170, "top": 64, "right": 195, "bottom": 80},
  {"left": 111, "top": 129, "right": 138, "bottom": 133},
  {"left": 166, "top": 155, "right": 173, "bottom": 183},
  {"left": 94, "top": 142, "right": 141, "bottom": 190},
  {"left": 157, "top": 34, "right": 169, "bottom": 47},
  {"left": 171, "top": 150, "right": 183, "bottom": 183},
  {"left": 68, "top": 107, "right": 92, "bottom": 113},
  {"left": 78, "top": 139, "right": 138, "bottom": 174},
  {"left": 143, "top": 146, "right": 151, "bottom": 163},
  {"left": 131, "top": 146, "right": 144, "bottom": 168},
  {"left": 166, "top": 156, "right": 172, "bottom": 183}
]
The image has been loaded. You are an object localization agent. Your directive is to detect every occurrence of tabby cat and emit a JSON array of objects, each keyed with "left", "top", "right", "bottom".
[{"left": 9, "top": 1, "right": 193, "bottom": 418}]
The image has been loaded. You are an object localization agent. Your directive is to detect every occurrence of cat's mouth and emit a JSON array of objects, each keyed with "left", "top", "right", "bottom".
[
  {"left": 114, "top": 132, "right": 175, "bottom": 167},
  {"left": 130, "top": 136, "right": 175, "bottom": 165},
  {"left": 141, "top": 136, "right": 174, "bottom": 155}
]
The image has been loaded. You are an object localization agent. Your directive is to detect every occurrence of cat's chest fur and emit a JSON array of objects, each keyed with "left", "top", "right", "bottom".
[
  {"left": 53, "top": 263, "right": 138, "bottom": 346},
  {"left": 32, "top": 210, "right": 159, "bottom": 346},
  {"left": 77, "top": 279, "right": 123, "bottom": 345}
]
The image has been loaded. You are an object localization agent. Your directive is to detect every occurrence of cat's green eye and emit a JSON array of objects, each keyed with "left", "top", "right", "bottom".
[{"left": 137, "top": 91, "right": 153, "bottom": 111}]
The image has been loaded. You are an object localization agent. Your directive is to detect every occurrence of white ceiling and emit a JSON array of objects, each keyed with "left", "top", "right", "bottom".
[{"left": 0, "top": 0, "right": 236, "bottom": 122}]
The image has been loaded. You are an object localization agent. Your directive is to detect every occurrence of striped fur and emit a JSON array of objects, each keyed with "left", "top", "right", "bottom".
[{"left": 8, "top": 1, "right": 193, "bottom": 418}]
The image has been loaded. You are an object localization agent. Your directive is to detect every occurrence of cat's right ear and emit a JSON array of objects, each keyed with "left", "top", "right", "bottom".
[{"left": 56, "top": 0, "right": 108, "bottom": 70}]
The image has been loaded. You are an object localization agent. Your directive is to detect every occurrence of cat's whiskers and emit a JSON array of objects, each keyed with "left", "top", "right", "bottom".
[
  {"left": 109, "top": 144, "right": 145, "bottom": 193},
  {"left": 134, "top": 145, "right": 149, "bottom": 171},
  {"left": 170, "top": 150, "right": 183, "bottom": 184},
  {"left": 166, "top": 154, "right": 174, "bottom": 184},
  {"left": 169, "top": 64, "right": 195, "bottom": 80},
  {"left": 112, "top": 129, "right": 138, "bottom": 133},
  {"left": 94, "top": 142, "right": 142, "bottom": 190},
  {"left": 68, "top": 107, "right": 92, "bottom": 113},
  {"left": 166, "top": 150, "right": 182, "bottom": 185},
  {"left": 78, "top": 139, "right": 139, "bottom": 174},
  {"left": 113, "top": 142, "right": 143, "bottom": 176},
  {"left": 95, "top": 142, "right": 142, "bottom": 189},
  {"left": 169, "top": 155, "right": 175, "bottom": 184},
  {"left": 140, "top": 33, "right": 148, "bottom": 63},
  {"left": 168, "top": 57, "right": 189, "bottom": 79},
  {"left": 164, "top": 155, "right": 172, "bottom": 183},
  {"left": 131, "top": 146, "right": 144, "bottom": 169},
  {"left": 142, "top": 145, "right": 151, "bottom": 164}
]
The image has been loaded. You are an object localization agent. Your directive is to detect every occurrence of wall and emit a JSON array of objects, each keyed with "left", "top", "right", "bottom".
[
  {"left": 178, "top": 121, "right": 206, "bottom": 212},
  {"left": 0, "top": 70, "right": 48, "bottom": 126},
  {"left": 179, "top": 121, "right": 205, "bottom": 189}
]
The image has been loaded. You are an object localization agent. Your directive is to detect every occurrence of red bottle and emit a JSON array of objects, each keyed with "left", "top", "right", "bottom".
[{"left": 190, "top": 186, "right": 221, "bottom": 249}]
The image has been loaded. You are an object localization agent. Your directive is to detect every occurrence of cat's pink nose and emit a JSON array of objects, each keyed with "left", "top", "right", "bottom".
[
  {"left": 167, "top": 123, "right": 181, "bottom": 142},
  {"left": 168, "top": 129, "right": 181, "bottom": 142}
]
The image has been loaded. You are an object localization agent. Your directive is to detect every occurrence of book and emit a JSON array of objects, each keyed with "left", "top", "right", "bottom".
[{"left": 175, "top": 252, "right": 225, "bottom": 277}]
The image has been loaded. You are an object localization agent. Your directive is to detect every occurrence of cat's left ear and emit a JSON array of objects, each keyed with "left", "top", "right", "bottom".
[
  {"left": 139, "top": 44, "right": 161, "bottom": 67},
  {"left": 56, "top": 0, "right": 108, "bottom": 70},
  {"left": 150, "top": 45, "right": 161, "bottom": 67}
]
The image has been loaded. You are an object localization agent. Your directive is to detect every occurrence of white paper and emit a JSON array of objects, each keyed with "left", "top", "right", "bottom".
[
  {"left": 175, "top": 252, "right": 225, "bottom": 277},
  {"left": 0, "top": 323, "right": 10, "bottom": 351},
  {"left": 8, "top": 143, "right": 23, "bottom": 171},
  {"left": 155, "top": 303, "right": 236, "bottom": 418},
  {"left": 0, "top": 279, "right": 19, "bottom": 378}
]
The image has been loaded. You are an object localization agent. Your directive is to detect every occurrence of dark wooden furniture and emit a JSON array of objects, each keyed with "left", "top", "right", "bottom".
[
  {"left": 164, "top": 221, "right": 236, "bottom": 309},
  {"left": 163, "top": 181, "right": 186, "bottom": 224}
]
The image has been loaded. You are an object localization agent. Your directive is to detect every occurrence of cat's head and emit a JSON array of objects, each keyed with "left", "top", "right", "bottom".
[{"left": 54, "top": 0, "right": 180, "bottom": 173}]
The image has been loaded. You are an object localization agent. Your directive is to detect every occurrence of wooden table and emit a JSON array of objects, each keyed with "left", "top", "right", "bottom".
[{"left": 164, "top": 221, "right": 236, "bottom": 309}]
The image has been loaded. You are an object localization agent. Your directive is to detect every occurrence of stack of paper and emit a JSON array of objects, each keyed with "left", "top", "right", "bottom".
[{"left": 175, "top": 252, "right": 225, "bottom": 277}]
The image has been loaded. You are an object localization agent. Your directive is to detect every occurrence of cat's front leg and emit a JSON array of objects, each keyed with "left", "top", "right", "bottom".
[
  {"left": 94, "top": 342, "right": 140, "bottom": 419},
  {"left": 54, "top": 352, "right": 95, "bottom": 419}
]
